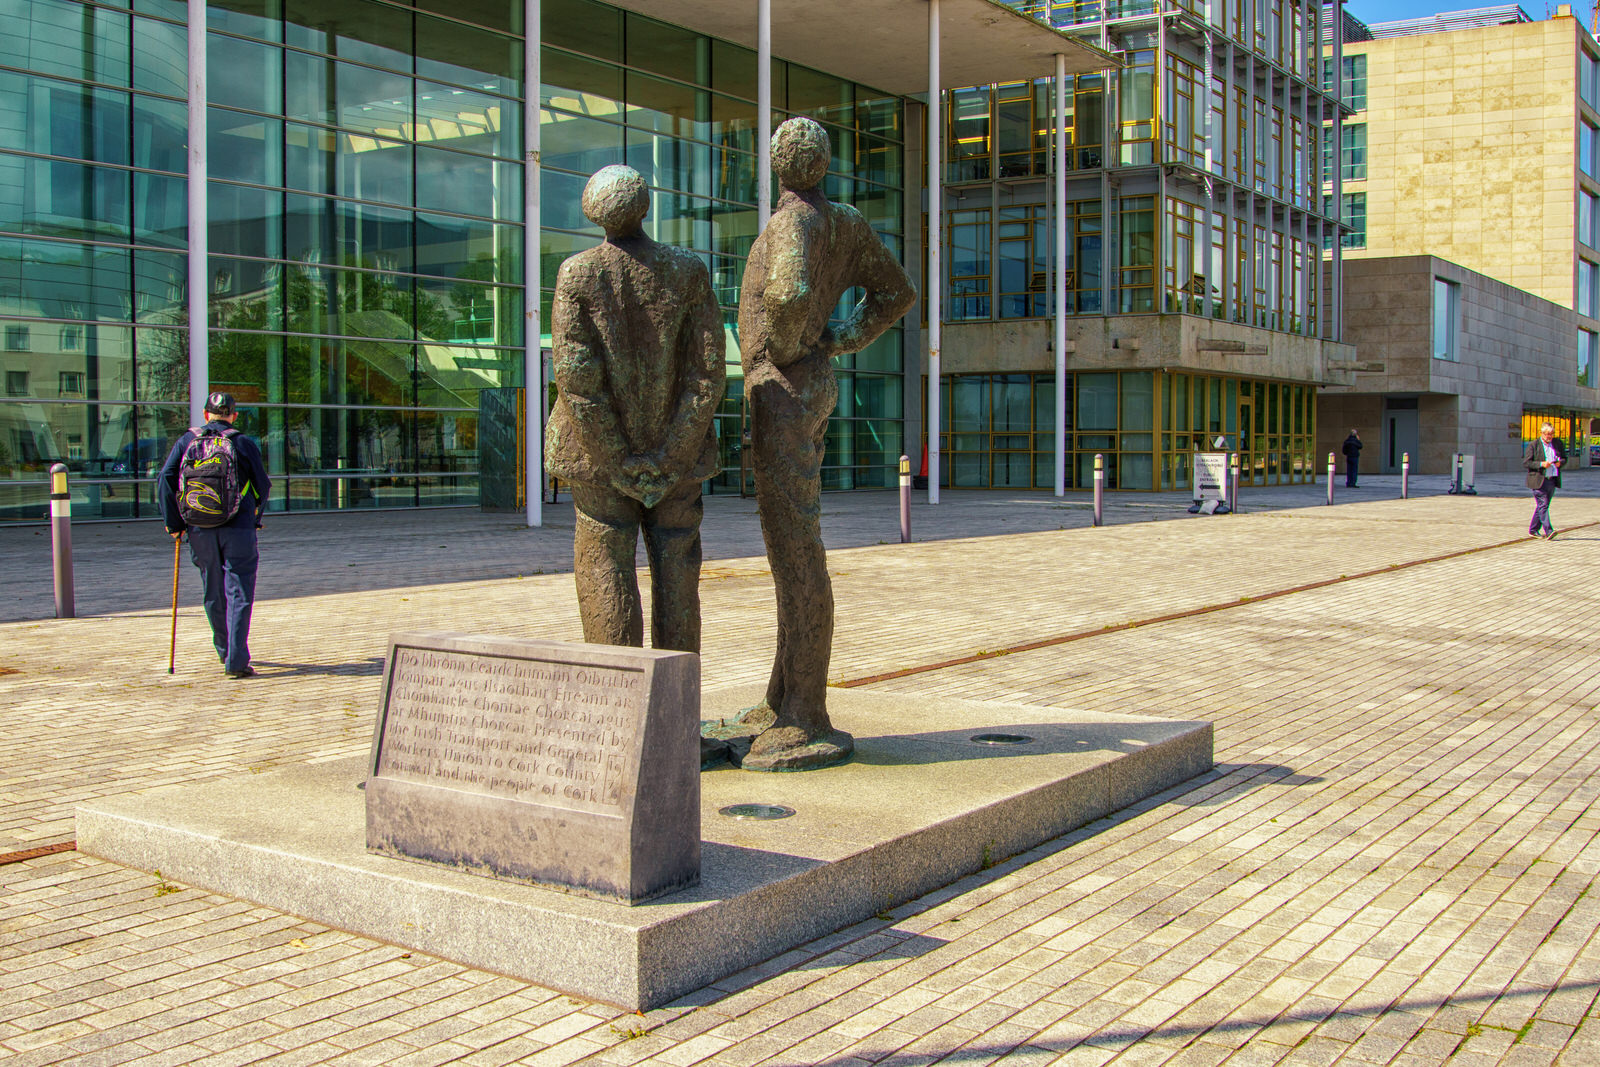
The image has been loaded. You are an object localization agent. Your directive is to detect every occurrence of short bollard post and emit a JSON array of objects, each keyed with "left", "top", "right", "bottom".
[
  {"left": 49, "top": 463, "right": 75, "bottom": 619},
  {"left": 1228, "top": 452, "right": 1240, "bottom": 514},
  {"left": 1452, "top": 452, "right": 1463, "bottom": 494},
  {"left": 898, "top": 454, "right": 911, "bottom": 543},
  {"left": 1326, "top": 451, "right": 1335, "bottom": 505},
  {"left": 1401, "top": 452, "right": 1410, "bottom": 499},
  {"left": 1093, "top": 453, "right": 1105, "bottom": 527}
]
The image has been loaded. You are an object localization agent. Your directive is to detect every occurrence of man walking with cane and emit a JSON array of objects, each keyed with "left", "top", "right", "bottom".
[{"left": 158, "top": 392, "right": 271, "bottom": 677}]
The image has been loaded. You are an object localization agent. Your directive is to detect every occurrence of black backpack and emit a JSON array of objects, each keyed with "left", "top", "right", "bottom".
[{"left": 177, "top": 426, "right": 244, "bottom": 528}]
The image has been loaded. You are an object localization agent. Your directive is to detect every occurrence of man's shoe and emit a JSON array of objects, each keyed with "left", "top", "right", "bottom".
[
  {"left": 1546, "top": 529, "right": 1558, "bottom": 540},
  {"left": 225, "top": 665, "right": 255, "bottom": 679}
]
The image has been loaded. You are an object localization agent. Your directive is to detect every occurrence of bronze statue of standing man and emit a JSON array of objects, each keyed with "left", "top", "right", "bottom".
[
  {"left": 546, "top": 165, "right": 726, "bottom": 653},
  {"left": 738, "top": 117, "right": 916, "bottom": 770}
]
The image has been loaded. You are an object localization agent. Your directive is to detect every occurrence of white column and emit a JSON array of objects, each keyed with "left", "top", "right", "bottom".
[
  {"left": 758, "top": 0, "right": 772, "bottom": 229},
  {"left": 524, "top": 0, "right": 543, "bottom": 526},
  {"left": 927, "top": 0, "right": 941, "bottom": 504},
  {"left": 1054, "top": 52, "right": 1067, "bottom": 497},
  {"left": 187, "top": 0, "right": 207, "bottom": 428}
]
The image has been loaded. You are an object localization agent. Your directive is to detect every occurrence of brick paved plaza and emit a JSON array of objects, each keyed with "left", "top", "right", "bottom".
[{"left": 3, "top": 474, "right": 1599, "bottom": 1066}]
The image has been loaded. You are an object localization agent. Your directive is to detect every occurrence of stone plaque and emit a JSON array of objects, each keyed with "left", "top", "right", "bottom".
[{"left": 366, "top": 632, "right": 700, "bottom": 904}]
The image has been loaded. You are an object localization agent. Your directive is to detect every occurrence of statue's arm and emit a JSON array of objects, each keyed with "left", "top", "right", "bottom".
[
  {"left": 657, "top": 266, "right": 728, "bottom": 475},
  {"left": 760, "top": 215, "right": 818, "bottom": 366},
  {"left": 550, "top": 275, "right": 628, "bottom": 476},
  {"left": 829, "top": 216, "right": 916, "bottom": 356}
]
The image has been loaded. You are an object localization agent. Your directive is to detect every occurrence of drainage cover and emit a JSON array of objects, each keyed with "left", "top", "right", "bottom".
[
  {"left": 971, "top": 733, "right": 1034, "bottom": 745},
  {"left": 718, "top": 803, "right": 796, "bottom": 820}
]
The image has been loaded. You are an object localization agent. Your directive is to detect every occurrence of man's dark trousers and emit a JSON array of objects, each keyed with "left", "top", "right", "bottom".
[
  {"left": 188, "top": 524, "right": 258, "bottom": 672},
  {"left": 1345, "top": 456, "right": 1359, "bottom": 488},
  {"left": 1531, "top": 480, "right": 1556, "bottom": 536}
]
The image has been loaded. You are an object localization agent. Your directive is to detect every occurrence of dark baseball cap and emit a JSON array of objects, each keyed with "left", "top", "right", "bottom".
[{"left": 203, "top": 391, "right": 237, "bottom": 415}]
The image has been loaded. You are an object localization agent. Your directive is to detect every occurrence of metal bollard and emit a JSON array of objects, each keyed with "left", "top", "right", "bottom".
[
  {"left": 1401, "top": 452, "right": 1410, "bottom": 499},
  {"left": 1452, "top": 453, "right": 1463, "bottom": 494},
  {"left": 1326, "top": 451, "right": 1335, "bottom": 505},
  {"left": 1228, "top": 452, "right": 1240, "bottom": 514},
  {"left": 49, "top": 463, "right": 75, "bottom": 619},
  {"left": 1093, "top": 453, "right": 1104, "bottom": 527},
  {"left": 898, "top": 454, "right": 911, "bottom": 543}
]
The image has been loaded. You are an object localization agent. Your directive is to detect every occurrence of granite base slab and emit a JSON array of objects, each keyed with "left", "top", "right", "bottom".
[{"left": 76, "top": 687, "right": 1211, "bottom": 1010}]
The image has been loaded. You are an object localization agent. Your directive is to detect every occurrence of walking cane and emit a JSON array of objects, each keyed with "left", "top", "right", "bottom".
[{"left": 168, "top": 532, "right": 181, "bottom": 674}]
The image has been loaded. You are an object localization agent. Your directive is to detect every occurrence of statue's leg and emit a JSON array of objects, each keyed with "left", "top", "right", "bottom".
[
  {"left": 746, "top": 373, "right": 845, "bottom": 765},
  {"left": 569, "top": 485, "right": 644, "bottom": 646},
  {"left": 642, "top": 481, "right": 703, "bottom": 654}
]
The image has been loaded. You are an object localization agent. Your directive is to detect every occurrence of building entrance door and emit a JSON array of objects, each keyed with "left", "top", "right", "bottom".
[
  {"left": 1237, "top": 396, "right": 1256, "bottom": 485},
  {"left": 1382, "top": 407, "right": 1419, "bottom": 473}
]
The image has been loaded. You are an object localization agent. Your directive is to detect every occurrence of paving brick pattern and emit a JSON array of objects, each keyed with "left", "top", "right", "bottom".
[{"left": 3, "top": 473, "right": 1599, "bottom": 1064}]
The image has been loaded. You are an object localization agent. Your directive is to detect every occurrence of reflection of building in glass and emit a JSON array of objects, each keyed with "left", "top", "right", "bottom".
[
  {"left": 0, "top": 0, "right": 908, "bottom": 521},
  {"left": 935, "top": 0, "right": 1350, "bottom": 491},
  {"left": 1318, "top": 7, "right": 1600, "bottom": 474}
]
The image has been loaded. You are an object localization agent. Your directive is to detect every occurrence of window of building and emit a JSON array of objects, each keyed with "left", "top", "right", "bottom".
[
  {"left": 1118, "top": 49, "right": 1156, "bottom": 166},
  {"left": 1322, "top": 55, "right": 1368, "bottom": 111},
  {"left": 1581, "top": 329, "right": 1598, "bottom": 388},
  {"left": 4, "top": 370, "right": 27, "bottom": 396},
  {"left": 996, "top": 204, "right": 1049, "bottom": 319},
  {"left": 1582, "top": 259, "right": 1599, "bottom": 318},
  {"left": 948, "top": 208, "right": 991, "bottom": 321},
  {"left": 1583, "top": 191, "right": 1598, "bottom": 249},
  {"left": 1340, "top": 124, "right": 1366, "bottom": 181},
  {"left": 1584, "top": 50, "right": 1599, "bottom": 111},
  {"left": 1433, "top": 278, "right": 1459, "bottom": 360},
  {"left": 948, "top": 86, "right": 991, "bottom": 183},
  {"left": 1583, "top": 121, "right": 1598, "bottom": 179},
  {"left": 1341, "top": 192, "right": 1366, "bottom": 249},
  {"left": 58, "top": 371, "right": 85, "bottom": 396},
  {"left": 59, "top": 324, "right": 84, "bottom": 350},
  {"left": 4, "top": 324, "right": 29, "bottom": 351}
]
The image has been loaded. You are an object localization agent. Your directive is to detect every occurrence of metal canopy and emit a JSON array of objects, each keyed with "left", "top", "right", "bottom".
[{"left": 601, "top": 0, "right": 1115, "bottom": 94}]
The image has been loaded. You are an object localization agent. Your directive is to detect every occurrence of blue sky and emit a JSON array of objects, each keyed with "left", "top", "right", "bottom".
[{"left": 1344, "top": 0, "right": 1526, "bottom": 25}]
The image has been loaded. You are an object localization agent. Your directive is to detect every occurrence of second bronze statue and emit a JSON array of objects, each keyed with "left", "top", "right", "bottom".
[{"left": 737, "top": 117, "right": 917, "bottom": 771}]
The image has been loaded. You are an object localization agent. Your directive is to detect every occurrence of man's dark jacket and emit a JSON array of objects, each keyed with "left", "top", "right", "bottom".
[{"left": 1524, "top": 437, "right": 1567, "bottom": 491}]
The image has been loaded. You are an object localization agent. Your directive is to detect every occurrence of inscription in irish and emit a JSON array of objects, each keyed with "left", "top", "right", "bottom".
[{"left": 376, "top": 647, "right": 645, "bottom": 815}]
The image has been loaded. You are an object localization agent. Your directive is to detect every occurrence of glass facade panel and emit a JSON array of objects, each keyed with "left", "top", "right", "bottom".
[
  {"left": 3, "top": 0, "right": 907, "bottom": 520},
  {"left": 934, "top": 371, "right": 1312, "bottom": 492}
]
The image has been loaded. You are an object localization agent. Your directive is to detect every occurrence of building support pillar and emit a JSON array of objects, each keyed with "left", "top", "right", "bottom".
[
  {"left": 758, "top": 0, "right": 772, "bottom": 229},
  {"left": 926, "top": 0, "right": 942, "bottom": 503},
  {"left": 187, "top": 0, "right": 207, "bottom": 428},
  {"left": 1054, "top": 52, "right": 1068, "bottom": 497},
  {"left": 524, "top": 0, "right": 543, "bottom": 526}
]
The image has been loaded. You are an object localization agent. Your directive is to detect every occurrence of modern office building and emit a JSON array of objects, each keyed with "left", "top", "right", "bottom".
[
  {"left": 1319, "top": 4, "right": 1600, "bottom": 471},
  {"left": 1, "top": 0, "right": 1351, "bottom": 524},
  {"left": 933, "top": 0, "right": 1352, "bottom": 493}
]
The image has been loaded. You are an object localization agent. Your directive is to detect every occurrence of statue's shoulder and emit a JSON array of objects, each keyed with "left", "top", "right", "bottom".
[
  {"left": 830, "top": 201, "right": 870, "bottom": 228},
  {"left": 557, "top": 246, "right": 607, "bottom": 281}
]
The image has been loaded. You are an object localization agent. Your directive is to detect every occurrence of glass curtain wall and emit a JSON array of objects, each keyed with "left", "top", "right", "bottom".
[
  {"left": 539, "top": 0, "right": 908, "bottom": 494},
  {"left": 942, "top": 45, "right": 1322, "bottom": 335},
  {"left": 0, "top": 0, "right": 191, "bottom": 520},
  {"left": 0, "top": 0, "right": 907, "bottom": 521},
  {"left": 938, "top": 371, "right": 1315, "bottom": 490}
]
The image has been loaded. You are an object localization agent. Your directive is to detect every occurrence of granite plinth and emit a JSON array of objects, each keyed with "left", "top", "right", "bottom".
[
  {"left": 77, "top": 687, "right": 1212, "bottom": 1010},
  {"left": 366, "top": 633, "right": 699, "bottom": 904}
]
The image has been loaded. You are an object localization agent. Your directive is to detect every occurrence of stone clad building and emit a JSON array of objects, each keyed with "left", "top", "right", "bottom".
[{"left": 1320, "top": 4, "right": 1600, "bottom": 473}]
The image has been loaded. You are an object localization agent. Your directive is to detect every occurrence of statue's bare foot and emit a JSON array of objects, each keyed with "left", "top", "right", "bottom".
[{"left": 743, "top": 723, "right": 854, "bottom": 772}]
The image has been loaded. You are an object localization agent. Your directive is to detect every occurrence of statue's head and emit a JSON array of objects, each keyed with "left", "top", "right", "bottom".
[
  {"left": 772, "top": 117, "right": 831, "bottom": 191},
  {"left": 582, "top": 164, "right": 649, "bottom": 236}
]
